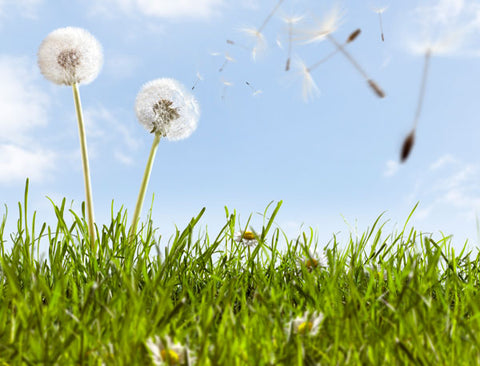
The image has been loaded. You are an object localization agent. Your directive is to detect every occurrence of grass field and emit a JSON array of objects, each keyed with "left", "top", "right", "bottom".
[{"left": 1, "top": 188, "right": 480, "bottom": 365}]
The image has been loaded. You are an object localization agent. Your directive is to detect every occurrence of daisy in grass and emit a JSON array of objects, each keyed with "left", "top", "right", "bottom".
[
  {"left": 286, "top": 311, "right": 324, "bottom": 337},
  {"left": 298, "top": 251, "right": 328, "bottom": 271},
  {"left": 234, "top": 230, "right": 258, "bottom": 247},
  {"left": 146, "top": 335, "right": 195, "bottom": 366}
]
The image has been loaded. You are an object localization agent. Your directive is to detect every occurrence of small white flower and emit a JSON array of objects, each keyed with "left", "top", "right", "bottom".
[
  {"left": 286, "top": 311, "right": 324, "bottom": 336},
  {"left": 38, "top": 27, "right": 103, "bottom": 86},
  {"left": 234, "top": 230, "right": 258, "bottom": 247},
  {"left": 135, "top": 78, "right": 200, "bottom": 141},
  {"left": 146, "top": 335, "right": 195, "bottom": 366},
  {"left": 298, "top": 251, "right": 328, "bottom": 271}
]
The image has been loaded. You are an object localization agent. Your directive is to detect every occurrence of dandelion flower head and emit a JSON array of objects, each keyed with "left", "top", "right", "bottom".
[
  {"left": 135, "top": 78, "right": 200, "bottom": 141},
  {"left": 38, "top": 27, "right": 103, "bottom": 86}
]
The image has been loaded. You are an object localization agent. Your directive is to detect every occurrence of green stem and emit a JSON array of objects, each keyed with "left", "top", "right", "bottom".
[
  {"left": 130, "top": 133, "right": 161, "bottom": 238},
  {"left": 72, "top": 83, "right": 96, "bottom": 249}
]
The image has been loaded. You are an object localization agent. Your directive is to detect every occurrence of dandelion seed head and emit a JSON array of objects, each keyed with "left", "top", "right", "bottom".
[
  {"left": 38, "top": 27, "right": 103, "bottom": 86},
  {"left": 135, "top": 78, "right": 200, "bottom": 141}
]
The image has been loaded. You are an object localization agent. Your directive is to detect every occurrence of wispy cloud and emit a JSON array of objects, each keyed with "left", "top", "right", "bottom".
[
  {"left": 0, "top": 0, "right": 43, "bottom": 19},
  {"left": 406, "top": 0, "right": 480, "bottom": 56},
  {"left": 0, "top": 144, "right": 55, "bottom": 184},
  {"left": 0, "top": 55, "right": 56, "bottom": 184},
  {"left": 384, "top": 160, "right": 400, "bottom": 177},
  {"left": 408, "top": 154, "right": 480, "bottom": 224},
  {"left": 90, "top": 0, "right": 224, "bottom": 20}
]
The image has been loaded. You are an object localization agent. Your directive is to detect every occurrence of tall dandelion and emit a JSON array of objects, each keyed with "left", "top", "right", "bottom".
[
  {"left": 38, "top": 27, "right": 103, "bottom": 247},
  {"left": 131, "top": 78, "right": 200, "bottom": 237}
]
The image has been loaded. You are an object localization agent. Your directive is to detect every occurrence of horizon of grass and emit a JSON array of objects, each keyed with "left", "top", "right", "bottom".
[{"left": 1, "top": 183, "right": 480, "bottom": 365}]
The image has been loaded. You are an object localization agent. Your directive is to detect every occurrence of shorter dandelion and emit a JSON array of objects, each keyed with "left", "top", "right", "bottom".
[
  {"left": 373, "top": 6, "right": 388, "bottom": 42},
  {"left": 400, "top": 49, "right": 431, "bottom": 163},
  {"left": 245, "top": 81, "right": 262, "bottom": 96},
  {"left": 234, "top": 230, "right": 258, "bottom": 247},
  {"left": 191, "top": 72, "right": 203, "bottom": 90},
  {"left": 130, "top": 78, "right": 200, "bottom": 237},
  {"left": 240, "top": 0, "right": 285, "bottom": 60},
  {"left": 146, "top": 335, "right": 195, "bottom": 366},
  {"left": 286, "top": 311, "right": 324, "bottom": 337}
]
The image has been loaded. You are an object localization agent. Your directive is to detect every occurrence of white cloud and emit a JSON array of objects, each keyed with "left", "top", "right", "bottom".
[
  {"left": 90, "top": 0, "right": 223, "bottom": 20},
  {"left": 383, "top": 159, "right": 399, "bottom": 177},
  {"left": 0, "top": 0, "right": 43, "bottom": 19},
  {"left": 0, "top": 56, "right": 49, "bottom": 144},
  {"left": 407, "top": 0, "right": 480, "bottom": 56},
  {"left": 0, "top": 144, "right": 55, "bottom": 184}
]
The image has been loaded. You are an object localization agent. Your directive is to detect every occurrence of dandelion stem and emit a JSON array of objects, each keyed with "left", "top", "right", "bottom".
[
  {"left": 130, "top": 133, "right": 161, "bottom": 238},
  {"left": 286, "top": 24, "right": 293, "bottom": 71},
  {"left": 412, "top": 50, "right": 431, "bottom": 130},
  {"left": 72, "top": 82, "right": 96, "bottom": 249},
  {"left": 258, "top": 0, "right": 284, "bottom": 33}
]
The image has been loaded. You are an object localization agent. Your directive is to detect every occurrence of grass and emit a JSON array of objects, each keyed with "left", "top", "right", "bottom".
[{"left": 1, "top": 184, "right": 480, "bottom": 365}]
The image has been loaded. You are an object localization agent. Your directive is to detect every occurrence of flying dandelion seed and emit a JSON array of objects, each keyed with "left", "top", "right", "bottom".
[
  {"left": 373, "top": 6, "right": 388, "bottom": 42},
  {"left": 400, "top": 49, "right": 431, "bottom": 163},
  {"left": 217, "top": 52, "right": 235, "bottom": 72},
  {"left": 280, "top": 14, "right": 305, "bottom": 71},
  {"left": 240, "top": 0, "right": 285, "bottom": 60},
  {"left": 327, "top": 34, "right": 385, "bottom": 98},
  {"left": 221, "top": 79, "right": 233, "bottom": 100},
  {"left": 226, "top": 39, "right": 250, "bottom": 51},
  {"left": 297, "top": 4, "right": 344, "bottom": 44},
  {"left": 191, "top": 72, "right": 203, "bottom": 90},
  {"left": 308, "top": 28, "right": 361, "bottom": 73},
  {"left": 245, "top": 81, "right": 262, "bottom": 96},
  {"left": 294, "top": 58, "right": 320, "bottom": 102}
]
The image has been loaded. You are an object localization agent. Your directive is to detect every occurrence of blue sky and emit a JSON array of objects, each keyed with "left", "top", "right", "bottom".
[{"left": 1, "top": 0, "right": 480, "bottom": 252}]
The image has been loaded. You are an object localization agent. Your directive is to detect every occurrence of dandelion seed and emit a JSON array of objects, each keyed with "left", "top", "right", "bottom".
[
  {"left": 373, "top": 6, "right": 388, "bottom": 42},
  {"left": 307, "top": 29, "right": 362, "bottom": 73},
  {"left": 297, "top": 4, "right": 344, "bottom": 44},
  {"left": 327, "top": 34, "right": 385, "bottom": 98},
  {"left": 130, "top": 78, "right": 200, "bottom": 236},
  {"left": 286, "top": 311, "right": 324, "bottom": 336},
  {"left": 191, "top": 72, "right": 203, "bottom": 90},
  {"left": 240, "top": 0, "right": 285, "bottom": 60},
  {"left": 217, "top": 52, "right": 235, "bottom": 72},
  {"left": 226, "top": 39, "right": 250, "bottom": 51},
  {"left": 400, "top": 49, "right": 431, "bottom": 163},
  {"left": 146, "top": 335, "right": 195, "bottom": 366},
  {"left": 37, "top": 27, "right": 103, "bottom": 247},
  {"left": 280, "top": 14, "right": 305, "bottom": 71},
  {"left": 294, "top": 58, "right": 320, "bottom": 102},
  {"left": 234, "top": 230, "right": 258, "bottom": 247},
  {"left": 221, "top": 79, "right": 233, "bottom": 100},
  {"left": 245, "top": 81, "right": 262, "bottom": 96}
]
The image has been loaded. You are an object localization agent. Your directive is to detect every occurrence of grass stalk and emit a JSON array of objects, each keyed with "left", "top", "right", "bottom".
[
  {"left": 129, "top": 133, "right": 161, "bottom": 238},
  {"left": 72, "top": 82, "right": 96, "bottom": 249}
]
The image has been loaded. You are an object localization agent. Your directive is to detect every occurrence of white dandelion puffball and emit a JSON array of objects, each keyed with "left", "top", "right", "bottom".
[
  {"left": 135, "top": 78, "right": 200, "bottom": 141},
  {"left": 38, "top": 27, "right": 103, "bottom": 86}
]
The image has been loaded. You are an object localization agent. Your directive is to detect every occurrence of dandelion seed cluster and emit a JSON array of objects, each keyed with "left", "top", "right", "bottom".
[
  {"left": 135, "top": 78, "right": 200, "bottom": 141},
  {"left": 38, "top": 27, "right": 103, "bottom": 86}
]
